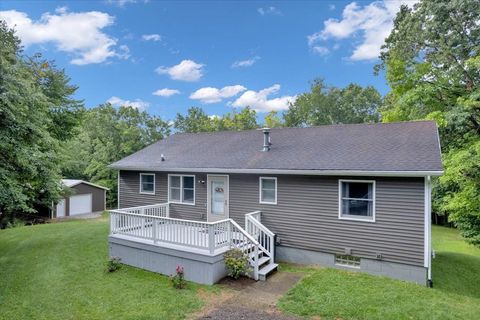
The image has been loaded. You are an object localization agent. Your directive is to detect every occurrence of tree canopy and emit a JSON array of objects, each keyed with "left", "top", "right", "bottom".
[
  {"left": 0, "top": 21, "right": 83, "bottom": 222},
  {"left": 174, "top": 107, "right": 258, "bottom": 133},
  {"left": 378, "top": 0, "right": 480, "bottom": 245},
  {"left": 284, "top": 79, "right": 382, "bottom": 127},
  {"left": 60, "top": 104, "right": 170, "bottom": 207}
]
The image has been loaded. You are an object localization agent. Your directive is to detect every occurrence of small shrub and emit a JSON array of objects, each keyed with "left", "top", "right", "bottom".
[
  {"left": 171, "top": 265, "right": 186, "bottom": 289},
  {"left": 3, "top": 218, "right": 26, "bottom": 229},
  {"left": 224, "top": 249, "right": 250, "bottom": 279},
  {"left": 106, "top": 257, "right": 122, "bottom": 273}
]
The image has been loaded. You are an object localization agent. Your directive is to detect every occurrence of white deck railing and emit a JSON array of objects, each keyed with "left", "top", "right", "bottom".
[
  {"left": 110, "top": 204, "right": 275, "bottom": 280},
  {"left": 115, "top": 202, "right": 170, "bottom": 217}
]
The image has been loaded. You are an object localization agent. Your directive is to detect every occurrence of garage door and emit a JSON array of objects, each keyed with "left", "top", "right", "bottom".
[
  {"left": 56, "top": 199, "right": 66, "bottom": 217},
  {"left": 69, "top": 194, "right": 92, "bottom": 215}
]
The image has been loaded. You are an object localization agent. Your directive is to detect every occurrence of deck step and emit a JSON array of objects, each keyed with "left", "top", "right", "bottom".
[
  {"left": 258, "top": 263, "right": 278, "bottom": 281},
  {"left": 257, "top": 256, "right": 270, "bottom": 267}
]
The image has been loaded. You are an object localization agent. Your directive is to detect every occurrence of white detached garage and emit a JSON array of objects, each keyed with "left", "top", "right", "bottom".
[{"left": 54, "top": 180, "right": 108, "bottom": 218}]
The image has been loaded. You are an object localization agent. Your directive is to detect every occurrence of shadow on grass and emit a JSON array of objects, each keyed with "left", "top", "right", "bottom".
[{"left": 433, "top": 252, "right": 480, "bottom": 299}]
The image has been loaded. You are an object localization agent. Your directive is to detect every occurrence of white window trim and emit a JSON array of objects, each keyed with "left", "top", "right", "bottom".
[
  {"left": 259, "top": 177, "right": 277, "bottom": 205},
  {"left": 338, "top": 179, "right": 376, "bottom": 222},
  {"left": 168, "top": 174, "right": 196, "bottom": 206},
  {"left": 139, "top": 173, "right": 155, "bottom": 195}
]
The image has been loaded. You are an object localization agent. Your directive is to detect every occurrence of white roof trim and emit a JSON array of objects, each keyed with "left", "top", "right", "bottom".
[
  {"left": 111, "top": 167, "right": 443, "bottom": 177},
  {"left": 62, "top": 179, "right": 110, "bottom": 190}
]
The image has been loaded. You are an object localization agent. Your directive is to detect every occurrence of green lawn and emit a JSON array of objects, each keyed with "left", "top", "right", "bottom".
[
  {"left": 0, "top": 216, "right": 211, "bottom": 320},
  {"left": 278, "top": 225, "right": 480, "bottom": 320},
  {"left": 1, "top": 219, "right": 478, "bottom": 320}
]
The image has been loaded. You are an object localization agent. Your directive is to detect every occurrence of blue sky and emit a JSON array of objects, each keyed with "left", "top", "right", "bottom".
[{"left": 0, "top": 0, "right": 410, "bottom": 121}]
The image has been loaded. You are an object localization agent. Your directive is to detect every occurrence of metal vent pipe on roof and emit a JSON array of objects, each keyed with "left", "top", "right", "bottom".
[{"left": 262, "top": 128, "right": 271, "bottom": 151}]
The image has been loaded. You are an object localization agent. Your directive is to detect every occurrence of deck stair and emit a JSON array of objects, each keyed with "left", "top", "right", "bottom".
[{"left": 244, "top": 211, "right": 277, "bottom": 281}]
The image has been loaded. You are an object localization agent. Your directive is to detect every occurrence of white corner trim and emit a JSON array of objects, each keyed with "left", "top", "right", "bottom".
[
  {"left": 338, "top": 179, "right": 376, "bottom": 223},
  {"left": 424, "top": 176, "right": 432, "bottom": 280},
  {"left": 139, "top": 173, "right": 156, "bottom": 195},
  {"left": 259, "top": 176, "right": 277, "bottom": 205},
  {"left": 167, "top": 174, "right": 196, "bottom": 205},
  {"left": 117, "top": 171, "right": 120, "bottom": 209}
]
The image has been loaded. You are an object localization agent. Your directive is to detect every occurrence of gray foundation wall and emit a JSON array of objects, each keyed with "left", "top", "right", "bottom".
[
  {"left": 109, "top": 236, "right": 227, "bottom": 285},
  {"left": 276, "top": 245, "right": 427, "bottom": 285}
]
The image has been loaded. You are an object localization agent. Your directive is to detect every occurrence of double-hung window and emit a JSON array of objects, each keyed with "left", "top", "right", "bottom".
[
  {"left": 140, "top": 173, "right": 155, "bottom": 194},
  {"left": 259, "top": 177, "right": 277, "bottom": 204},
  {"left": 339, "top": 180, "right": 375, "bottom": 221},
  {"left": 169, "top": 175, "right": 195, "bottom": 205}
]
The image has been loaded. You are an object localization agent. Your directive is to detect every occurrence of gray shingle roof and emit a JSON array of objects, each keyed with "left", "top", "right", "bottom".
[
  {"left": 62, "top": 179, "right": 109, "bottom": 190},
  {"left": 110, "top": 121, "right": 443, "bottom": 175}
]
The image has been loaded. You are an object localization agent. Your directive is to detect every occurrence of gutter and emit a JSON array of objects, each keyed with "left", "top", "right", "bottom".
[{"left": 109, "top": 166, "right": 444, "bottom": 177}]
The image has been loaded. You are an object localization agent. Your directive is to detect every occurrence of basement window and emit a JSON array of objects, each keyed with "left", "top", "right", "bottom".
[{"left": 335, "top": 254, "right": 360, "bottom": 268}]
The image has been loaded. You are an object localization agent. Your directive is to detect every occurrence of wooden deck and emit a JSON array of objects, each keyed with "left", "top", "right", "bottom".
[{"left": 109, "top": 203, "right": 277, "bottom": 282}]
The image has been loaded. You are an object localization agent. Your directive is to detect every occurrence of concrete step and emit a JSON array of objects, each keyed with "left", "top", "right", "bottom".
[{"left": 258, "top": 263, "right": 278, "bottom": 281}]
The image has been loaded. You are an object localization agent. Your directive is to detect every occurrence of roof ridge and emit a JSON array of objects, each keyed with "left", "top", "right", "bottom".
[{"left": 170, "top": 120, "right": 437, "bottom": 137}]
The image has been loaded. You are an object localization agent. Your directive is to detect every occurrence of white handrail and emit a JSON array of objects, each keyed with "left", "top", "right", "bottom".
[
  {"left": 110, "top": 210, "right": 230, "bottom": 225},
  {"left": 246, "top": 213, "right": 274, "bottom": 237},
  {"left": 117, "top": 202, "right": 169, "bottom": 211},
  {"left": 245, "top": 211, "right": 275, "bottom": 260},
  {"left": 229, "top": 219, "right": 260, "bottom": 245}
]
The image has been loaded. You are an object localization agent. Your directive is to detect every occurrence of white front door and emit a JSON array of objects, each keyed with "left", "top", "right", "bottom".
[
  {"left": 56, "top": 199, "right": 66, "bottom": 218},
  {"left": 69, "top": 194, "right": 92, "bottom": 215},
  {"left": 207, "top": 175, "right": 229, "bottom": 222}
]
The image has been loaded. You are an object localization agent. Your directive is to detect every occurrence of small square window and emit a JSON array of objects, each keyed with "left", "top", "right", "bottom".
[
  {"left": 140, "top": 173, "right": 155, "bottom": 194},
  {"left": 260, "top": 177, "right": 277, "bottom": 204}
]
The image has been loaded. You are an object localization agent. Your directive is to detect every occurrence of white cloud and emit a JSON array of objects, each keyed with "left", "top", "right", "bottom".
[
  {"left": 312, "top": 46, "right": 330, "bottom": 56},
  {"left": 0, "top": 9, "right": 126, "bottom": 65},
  {"left": 152, "top": 88, "right": 180, "bottom": 97},
  {"left": 257, "top": 6, "right": 282, "bottom": 16},
  {"left": 232, "top": 84, "right": 297, "bottom": 112},
  {"left": 190, "top": 85, "right": 246, "bottom": 104},
  {"left": 231, "top": 56, "right": 260, "bottom": 68},
  {"left": 142, "top": 34, "right": 161, "bottom": 41},
  {"left": 107, "top": 96, "right": 149, "bottom": 111},
  {"left": 308, "top": 1, "right": 416, "bottom": 61},
  {"left": 106, "top": 0, "right": 143, "bottom": 7},
  {"left": 156, "top": 59, "right": 205, "bottom": 82},
  {"left": 329, "top": 4, "right": 336, "bottom": 11}
]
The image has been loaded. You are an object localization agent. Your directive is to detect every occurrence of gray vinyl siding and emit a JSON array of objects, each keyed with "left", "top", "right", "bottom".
[
  {"left": 118, "top": 171, "right": 207, "bottom": 221},
  {"left": 118, "top": 170, "right": 425, "bottom": 267}
]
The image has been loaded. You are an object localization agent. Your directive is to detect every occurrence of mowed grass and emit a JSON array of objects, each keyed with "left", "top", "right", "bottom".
[
  {"left": 278, "top": 225, "right": 480, "bottom": 320},
  {"left": 0, "top": 216, "right": 211, "bottom": 320}
]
